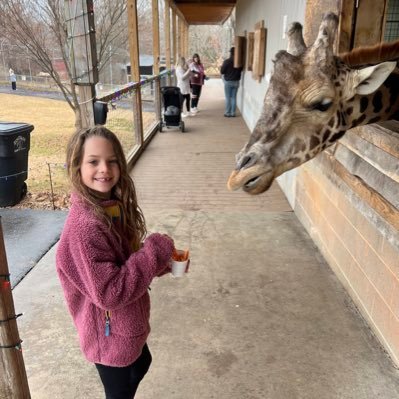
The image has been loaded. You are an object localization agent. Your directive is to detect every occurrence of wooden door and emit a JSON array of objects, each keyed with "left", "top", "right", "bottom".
[{"left": 352, "top": 0, "right": 387, "bottom": 47}]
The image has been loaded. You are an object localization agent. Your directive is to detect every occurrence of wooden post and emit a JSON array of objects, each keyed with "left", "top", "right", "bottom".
[
  {"left": 152, "top": 0, "right": 161, "bottom": 122},
  {"left": 64, "top": 0, "right": 97, "bottom": 128},
  {"left": 164, "top": 0, "right": 171, "bottom": 85},
  {"left": 152, "top": 0, "right": 160, "bottom": 75},
  {"left": 0, "top": 217, "right": 31, "bottom": 398},
  {"left": 180, "top": 18, "right": 185, "bottom": 57},
  {"left": 78, "top": 85, "right": 96, "bottom": 128},
  {"left": 172, "top": 8, "right": 177, "bottom": 66},
  {"left": 182, "top": 22, "right": 186, "bottom": 57},
  {"left": 127, "top": 0, "right": 144, "bottom": 147},
  {"left": 185, "top": 22, "right": 189, "bottom": 57},
  {"left": 177, "top": 17, "right": 181, "bottom": 59}
]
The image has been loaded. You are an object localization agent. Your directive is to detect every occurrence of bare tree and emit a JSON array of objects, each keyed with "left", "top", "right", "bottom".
[
  {"left": 0, "top": 0, "right": 127, "bottom": 128},
  {"left": 189, "top": 20, "right": 234, "bottom": 72}
]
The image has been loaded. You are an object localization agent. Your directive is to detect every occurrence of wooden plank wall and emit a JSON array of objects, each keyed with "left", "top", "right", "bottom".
[
  {"left": 294, "top": 126, "right": 399, "bottom": 365},
  {"left": 298, "top": 0, "right": 399, "bottom": 366}
]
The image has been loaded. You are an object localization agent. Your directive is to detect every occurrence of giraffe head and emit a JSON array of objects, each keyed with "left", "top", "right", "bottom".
[{"left": 227, "top": 13, "right": 396, "bottom": 195}]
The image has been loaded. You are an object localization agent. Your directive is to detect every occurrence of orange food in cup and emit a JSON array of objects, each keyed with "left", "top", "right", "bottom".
[{"left": 172, "top": 248, "right": 190, "bottom": 261}]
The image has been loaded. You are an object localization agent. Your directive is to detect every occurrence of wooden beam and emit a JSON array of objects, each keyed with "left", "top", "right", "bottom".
[
  {"left": 172, "top": 8, "right": 177, "bottom": 64},
  {"left": 175, "top": 3, "right": 232, "bottom": 25},
  {"left": 127, "top": 0, "right": 140, "bottom": 82},
  {"left": 177, "top": 17, "right": 184, "bottom": 57},
  {"left": 152, "top": 0, "right": 161, "bottom": 125},
  {"left": 353, "top": 0, "right": 387, "bottom": 47},
  {"left": 351, "top": 124, "right": 399, "bottom": 160},
  {"left": 127, "top": 0, "right": 143, "bottom": 146},
  {"left": 185, "top": 22, "right": 189, "bottom": 57},
  {"left": 321, "top": 153, "right": 399, "bottom": 231},
  {"left": 164, "top": 0, "right": 171, "bottom": 70},
  {"left": 78, "top": 85, "right": 95, "bottom": 128},
  {"left": 0, "top": 218, "right": 31, "bottom": 398},
  {"left": 169, "top": 1, "right": 187, "bottom": 24},
  {"left": 337, "top": 0, "right": 355, "bottom": 53},
  {"left": 152, "top": 0, "right": 160, "bottom": 75}
]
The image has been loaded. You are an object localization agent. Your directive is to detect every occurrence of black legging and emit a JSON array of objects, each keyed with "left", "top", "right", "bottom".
[
  {"left": 180, "top": 93, "right": 190, "bottom": 112},
  {"left": 95, "top": 343, "right": 152, "bottom": 399},
  {"left": 191, "top": 85, "right": 202, "bottom": 108}
]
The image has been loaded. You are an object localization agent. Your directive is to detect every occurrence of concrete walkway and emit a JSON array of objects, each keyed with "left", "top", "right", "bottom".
[{"left": 11, "top": 80, "right": 399, "bottom": 398}]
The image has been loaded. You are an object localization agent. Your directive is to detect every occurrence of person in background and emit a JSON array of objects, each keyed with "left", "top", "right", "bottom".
[
  {"left": 175, "top": 56, "right": 192, "bottom": 117},
  {"left": 220, "top": 47, "right": 243, "bottom": 117},
  {"left": 9, "top": 68, "right": 17, "bottom": 90},
  {"left": 189, "top": 53, "right": 206, "bottom": 114},
  {"left": 56, "top": 126, "right": 175, "bottom": 399}
]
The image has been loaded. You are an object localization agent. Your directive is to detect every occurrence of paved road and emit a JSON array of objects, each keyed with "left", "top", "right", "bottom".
[
  {"left": 0, "top": 84, "right": 67, "bottom": 101},
  {"left": 0, "top": 209, "right": 67, "bottom": 287}
]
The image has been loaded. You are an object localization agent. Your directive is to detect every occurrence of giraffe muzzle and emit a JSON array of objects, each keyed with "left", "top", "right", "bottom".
[{"left": 227, "top": 165, "right": 274, "bottom": 195}]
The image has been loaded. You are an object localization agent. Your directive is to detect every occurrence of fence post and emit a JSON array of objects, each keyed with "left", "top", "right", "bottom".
[
  {"left": 154, "top": 78, "right": 162, "bottom": 123},
  {"left": 0, "top": 217, "right": 31, "bottom": 398},
  {"left": 127, "top": 0, "right": 144, "bottom": 147}
]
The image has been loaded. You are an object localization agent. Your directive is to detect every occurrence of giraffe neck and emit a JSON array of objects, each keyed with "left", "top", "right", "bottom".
[
  {"left": 321, "top": 70, "right": 399, "bottom": 146},
  {"left": 347, "top": 71, "right": 399, "bottom": 126}
]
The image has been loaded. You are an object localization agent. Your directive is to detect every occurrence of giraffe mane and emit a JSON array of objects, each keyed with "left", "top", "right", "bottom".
[{"left": 339, "top": 39, "right": 399, "bottom": 66}]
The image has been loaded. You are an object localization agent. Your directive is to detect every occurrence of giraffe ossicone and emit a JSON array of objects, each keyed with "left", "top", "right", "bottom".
[{"left": 227, "top": 12, "right": 398, "bottom": 195}]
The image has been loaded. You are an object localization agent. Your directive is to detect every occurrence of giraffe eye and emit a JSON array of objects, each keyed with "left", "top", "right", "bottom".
[{"left": 310, "top": 99, "right": 333, "bottom": 112}]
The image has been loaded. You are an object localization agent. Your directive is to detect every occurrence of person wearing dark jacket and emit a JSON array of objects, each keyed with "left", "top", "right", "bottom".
[{"left": 220, "top": 47, "right": 243, "bottom": 117}]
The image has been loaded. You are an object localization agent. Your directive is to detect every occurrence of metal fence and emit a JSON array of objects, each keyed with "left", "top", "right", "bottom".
[
  {"left": 97, "top": 70, "right": 174, "bottom": 157},
  {"left": 1, "top": 74, "right": 69, "bottom": 95},
  {"left": 5, "top": 70, "right": 175, "bottom": 209}
]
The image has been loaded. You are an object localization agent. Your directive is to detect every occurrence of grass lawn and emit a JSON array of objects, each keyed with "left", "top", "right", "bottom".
[
  {"left": 0, "top": 94, "right": 75, "bottom": 208},
  {"left": 0, "top": 93, "right": 155, "bottom": 209}
]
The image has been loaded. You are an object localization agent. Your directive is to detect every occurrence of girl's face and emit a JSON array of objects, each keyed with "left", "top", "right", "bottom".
[{"left": 80, "top": 136, "right": 120, "bottom": 199}]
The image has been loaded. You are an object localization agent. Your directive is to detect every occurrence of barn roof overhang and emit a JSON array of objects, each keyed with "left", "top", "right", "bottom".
[{"left": 173, "top": 0, "right": 236, "bottom": 25}]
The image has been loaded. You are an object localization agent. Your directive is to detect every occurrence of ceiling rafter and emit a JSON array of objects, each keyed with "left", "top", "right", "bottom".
[{"left": 172, "top": 0, "right": 236, "bottom": 25}]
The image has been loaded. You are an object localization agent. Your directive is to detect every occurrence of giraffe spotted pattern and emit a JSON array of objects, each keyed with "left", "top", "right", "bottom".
[{"left": 227, "top": 12, "right": 399, "bottom": 195}]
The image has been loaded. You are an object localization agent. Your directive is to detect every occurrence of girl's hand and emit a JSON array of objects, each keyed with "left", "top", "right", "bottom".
[{"left": 156, "top": 261, "right": 172, "bottom": 277}]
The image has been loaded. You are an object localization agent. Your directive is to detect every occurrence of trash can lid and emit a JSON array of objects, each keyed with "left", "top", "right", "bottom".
[{"left": 0, "top": 122, "right": 34, "bottom": 136}]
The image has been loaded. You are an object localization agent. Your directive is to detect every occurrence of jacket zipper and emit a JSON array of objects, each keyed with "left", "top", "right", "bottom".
[{"left": 105, "top": 310, "right": 111, "bottom": 337}]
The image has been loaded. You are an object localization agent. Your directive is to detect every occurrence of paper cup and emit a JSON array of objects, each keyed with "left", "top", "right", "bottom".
[
  {"left": 171, "top": 259, "right": 188, "bottom": 277},
  {"left": 171, "top": 250, "right": 189, "bottom": 277}
]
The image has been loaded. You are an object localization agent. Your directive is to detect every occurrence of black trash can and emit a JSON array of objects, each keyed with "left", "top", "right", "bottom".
[{"left": 0, "top": 122, "right": 34, "bottom": 207}]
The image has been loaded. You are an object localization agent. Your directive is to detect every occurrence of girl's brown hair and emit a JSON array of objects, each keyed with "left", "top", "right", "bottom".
[
  {"left": 178, "top": 56, "right": 188, "bottom": 70},
  {"left": 66, "top": 126, "right": 146, "bottom": 250},
  {"left": 192, "top": 53, "right": 202, "bottom": 64}
]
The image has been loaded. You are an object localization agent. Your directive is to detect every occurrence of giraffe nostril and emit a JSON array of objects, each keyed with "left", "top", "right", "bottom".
[{"left": 237, "top": 154, "right": 256, "bottom": 170}]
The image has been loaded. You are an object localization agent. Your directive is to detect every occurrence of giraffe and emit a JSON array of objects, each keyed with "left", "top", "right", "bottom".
[{"left": 227, "top": 12, "right": 399, "bottom": 195}]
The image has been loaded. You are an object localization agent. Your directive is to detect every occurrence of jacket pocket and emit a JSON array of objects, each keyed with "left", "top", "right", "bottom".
[{"left": 110, "top": 292, "right": 150, "bottom": 337}]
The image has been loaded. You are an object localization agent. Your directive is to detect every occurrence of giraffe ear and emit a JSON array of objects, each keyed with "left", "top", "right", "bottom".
[{"left": 354, "top": 61, "right": 397, "bottom": 95}]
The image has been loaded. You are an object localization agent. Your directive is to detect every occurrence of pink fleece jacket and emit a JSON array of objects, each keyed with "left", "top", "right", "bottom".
[{"left": 56, "top": 193, "right": 174, "bottom": 367}]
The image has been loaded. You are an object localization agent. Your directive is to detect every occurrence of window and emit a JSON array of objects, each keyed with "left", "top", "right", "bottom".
[{"left": 384, "top": 0, "right": 399, "bottom": 41}]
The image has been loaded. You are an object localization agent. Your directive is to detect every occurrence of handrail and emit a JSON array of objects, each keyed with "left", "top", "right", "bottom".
[{"left": 97, "top": 69, "right": 173, "bottom": 103}]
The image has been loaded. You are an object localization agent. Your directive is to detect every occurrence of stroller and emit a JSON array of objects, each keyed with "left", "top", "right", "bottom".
[{"left": 159, "top": 86, "right": 185, "bottom": 132}]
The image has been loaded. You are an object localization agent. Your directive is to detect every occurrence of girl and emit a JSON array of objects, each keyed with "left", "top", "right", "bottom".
[
  {"left": 175, "top": 56, "right": 192, "bottom": 117},
  {"left": 56, "top": 126, "right": 175, "bottom": 399},
  {"left": 189, "top": 53, "right": 206, "bottom": 114}
]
